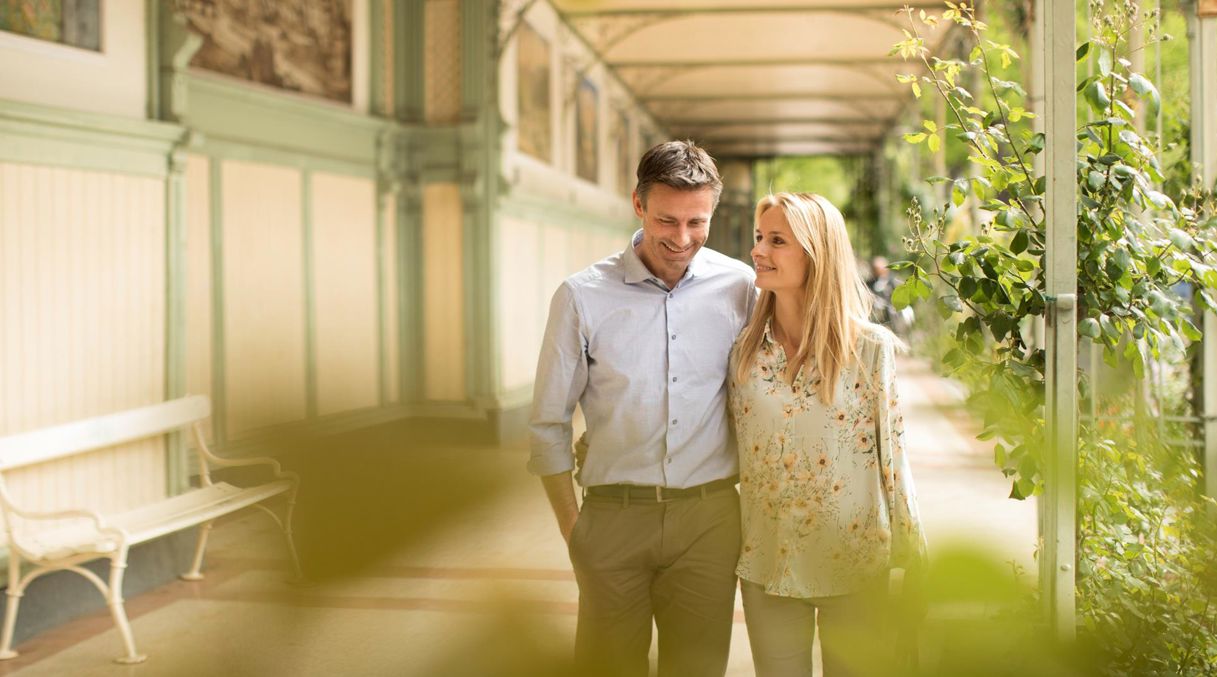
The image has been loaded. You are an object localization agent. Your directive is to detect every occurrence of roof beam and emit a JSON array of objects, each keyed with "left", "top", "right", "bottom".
[
  {"left": 643, "top": 92, "right": 903, "bottom": 102},
  {"left": 668, "top": 116, "right": 894, "bottom": 128},
  {"left": 697, "top": 135, "right": 882, "bottom": 144},
  {"left": 711, "top": 148, "right": 877, "bottom": 159},
  {"left": 562, "top": 4, "right": 941, "bottom": 18},
  {"left": 613, "top": 57, "right": 900, "bottom": 69}
]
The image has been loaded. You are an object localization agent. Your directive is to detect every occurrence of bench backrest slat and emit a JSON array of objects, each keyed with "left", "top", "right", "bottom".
[{"left": 0, "top": 396, "right": 211, "bottom": 472}]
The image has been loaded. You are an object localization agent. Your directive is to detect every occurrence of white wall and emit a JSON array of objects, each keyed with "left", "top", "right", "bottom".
[{"left": 0, "top": 3, "right": 147, "bottom": 118}]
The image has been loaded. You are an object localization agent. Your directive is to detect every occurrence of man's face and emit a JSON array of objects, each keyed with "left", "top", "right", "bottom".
[{"left": 632, "top": 184, "right": 715, "bottom": 285}]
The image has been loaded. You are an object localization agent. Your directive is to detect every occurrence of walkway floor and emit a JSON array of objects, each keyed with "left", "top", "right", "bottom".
[{"left": 0, "top": 358, "right": 1037, "bottom": 676}]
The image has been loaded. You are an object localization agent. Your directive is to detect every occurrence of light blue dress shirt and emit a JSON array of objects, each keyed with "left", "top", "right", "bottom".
[{"left": 527, "top": 230, "right": 756, "bottom": 488}]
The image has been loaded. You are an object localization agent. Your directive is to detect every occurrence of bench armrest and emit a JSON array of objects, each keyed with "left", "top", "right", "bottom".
[
  {"left": 188, "top": 423, "right": 298, "bottom": 486},
  {"left": 201, "top": 453, "right": 299, "bottom": 482},
  {"left": 0, "top": 502, "right": 128, "bottom": 547}
]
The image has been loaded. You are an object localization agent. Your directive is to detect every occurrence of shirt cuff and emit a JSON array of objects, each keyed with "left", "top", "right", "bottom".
[{"left": 526, "top": 451, "right": 576, "bottom": 477}]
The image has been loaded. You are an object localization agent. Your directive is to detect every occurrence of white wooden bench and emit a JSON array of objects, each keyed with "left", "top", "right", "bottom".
[{"left": 0, "top": 395, "right": 301, "bottom": 664}]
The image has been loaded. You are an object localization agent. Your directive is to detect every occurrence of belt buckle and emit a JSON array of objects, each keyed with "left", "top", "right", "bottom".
[{"left": 655, "top": 486, "right": 672, "bottom": 503}]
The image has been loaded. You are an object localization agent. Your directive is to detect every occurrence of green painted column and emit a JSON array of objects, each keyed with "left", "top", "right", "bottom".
[
  {"left": 153, "top": 2, "right": 202, "bottom": 490},
  {"left": 207, "top": 158, "right": 229, "bottom": 447},
  {"left": 164, "top": 139, "right": 191, "bottom": 495},
  {"left": 459, "top": 0, "right": 503, "bottom": 412},
  {"left": 396, "top": 0, "right": 426, "bottom": 406}
]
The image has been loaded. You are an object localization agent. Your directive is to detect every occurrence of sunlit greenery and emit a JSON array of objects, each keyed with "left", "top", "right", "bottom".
[{"left": 889, "top": 0, "right": 1217, "bottom": 673}]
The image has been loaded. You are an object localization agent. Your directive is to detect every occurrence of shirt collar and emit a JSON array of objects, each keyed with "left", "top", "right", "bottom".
[{"left": 621, "top": 229, "right": 708, "bottom": 286}]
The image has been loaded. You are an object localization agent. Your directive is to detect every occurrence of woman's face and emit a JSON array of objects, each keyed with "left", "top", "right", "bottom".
[{"left": 752, "top": 207, "right": 809, "bottom": 294}]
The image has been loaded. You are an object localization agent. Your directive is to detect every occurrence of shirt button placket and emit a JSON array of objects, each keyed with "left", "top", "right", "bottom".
[{"left": 665, "top": 293, "right": 677, "bottom": 479}]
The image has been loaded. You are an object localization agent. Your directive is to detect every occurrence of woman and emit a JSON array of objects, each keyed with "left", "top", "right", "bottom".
[{"left": 730, "top": 193, "right": 926, "bottom": 677}]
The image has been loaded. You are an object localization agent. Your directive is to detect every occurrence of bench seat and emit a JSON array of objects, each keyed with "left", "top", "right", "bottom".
[
  {"left": 0, "top": 396, "right": 301, "bottom": 664},
  {"left": 17, "top": 480, "right": 294, "bottom": 562}
]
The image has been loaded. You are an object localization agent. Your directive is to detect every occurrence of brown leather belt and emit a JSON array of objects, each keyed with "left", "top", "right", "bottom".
[{"left": 584, "top": 476, "right": 738, "bottom": 502}]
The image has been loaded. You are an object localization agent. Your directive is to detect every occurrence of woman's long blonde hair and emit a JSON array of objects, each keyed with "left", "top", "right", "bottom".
[{"left": 733, "top": 192, "right": 876, "bottom": 404}]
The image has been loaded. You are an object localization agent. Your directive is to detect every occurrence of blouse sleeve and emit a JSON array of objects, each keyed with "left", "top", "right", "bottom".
[{"left": 874, "top": 339, "right": 928, "bottom": 570}]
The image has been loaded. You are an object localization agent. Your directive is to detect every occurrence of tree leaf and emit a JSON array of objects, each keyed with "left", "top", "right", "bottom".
[
  {"left": 1169, "top": 229, "right": 1195, "bottom": 251},
  {"left": 1128, "top": 73, "right": 1160, "bottom": 112},
  {"left": 1084, "top": 81, "right": 1112, "bottom": 112},
  {"left": 1011, "top": 230, "right": 1029, "bottom": 254},
  {"left": 1079, "top": 317, "right": 1101, "bottom": 339},
  {"left": 952, "top": 181, "right": 967, "bottom": 207},
  {"left": 892, "top": 283, "right": 912, "bottom": 310},
  {"left": 1098, "top": 47, "right": 1113, "bottom": 76}
]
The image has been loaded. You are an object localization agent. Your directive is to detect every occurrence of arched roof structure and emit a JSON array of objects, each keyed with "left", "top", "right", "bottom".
[{"left": 548, "top": 0, "right": 960, "bottom": 157}]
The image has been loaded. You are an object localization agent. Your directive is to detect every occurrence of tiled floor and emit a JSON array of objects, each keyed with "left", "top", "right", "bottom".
[{"left": 1, "top": 358, "right": 1037, "bottom": 676}]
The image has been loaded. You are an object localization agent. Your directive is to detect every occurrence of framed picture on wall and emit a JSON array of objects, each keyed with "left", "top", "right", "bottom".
[
  {"left": 614, "top": 110, "right": 632, "bottom": 197},
  {"left": 181, "top": 0, "right": 353, "bottom": 103},
  {"left": 576, "top": 77, "right": 599, "bottom": 184},
  {"left": 516, "top": 21, "right": 552, "bottom": 162},
  {"left": 0, "top": 0, "right": 100, "bottom": 50}
]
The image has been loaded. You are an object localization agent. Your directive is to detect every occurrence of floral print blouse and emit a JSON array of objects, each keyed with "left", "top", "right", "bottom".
[{"left": 730, "top": 322, "right": 926, "bottom": 598}]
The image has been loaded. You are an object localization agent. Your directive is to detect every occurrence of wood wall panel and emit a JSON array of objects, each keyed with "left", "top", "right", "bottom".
[
  {"left": 421, "top": 183, "right": 465, "bottom": 401},
  {"left": 220, "top": 160, "right": 307, "bottom": 437},
  {"left": 0, "top": 162, "right": 166, "bottom": 533},
  {"left": 311, "top": 172, "right": 379, "bottom": 417}
]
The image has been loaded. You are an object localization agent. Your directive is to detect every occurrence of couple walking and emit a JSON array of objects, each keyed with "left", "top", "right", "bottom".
[{"left": 528, "top": 141, "right": 926, "bottom": 677}]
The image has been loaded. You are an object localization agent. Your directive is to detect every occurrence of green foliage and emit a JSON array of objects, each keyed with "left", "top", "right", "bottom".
[
  {"left": 891, "top": 1, "right": 1217, "bottom": 672},
  {"left": 890, "top": 0, "right": 1217, "bottom": 498},
  {"left": 1076, "top": 423, "right": 1217, "bottom": 675},
  {"left": 754, "top": 155, "right": 856, "bottom": 211}
]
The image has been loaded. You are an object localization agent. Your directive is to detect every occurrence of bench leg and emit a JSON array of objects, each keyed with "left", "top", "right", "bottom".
[
  {"left": 107, "top": 553, "right": 146, "bottom": 664},
  {"left": 284, "top": 490, "right": 304, "bottom": 581},
  {"left": 180, "top": 520, "right": 214, "bottom": 581},
  {"left": 0, "top": 554, "right": 23, "bottom": 660}
]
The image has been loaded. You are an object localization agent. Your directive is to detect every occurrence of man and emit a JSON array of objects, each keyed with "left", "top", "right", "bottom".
[
  {"left": 868, "top": 255, "right": 910, "bottom": 337},
  {"left": 527, "top": 141, "right": 755, "bottom": 677}
]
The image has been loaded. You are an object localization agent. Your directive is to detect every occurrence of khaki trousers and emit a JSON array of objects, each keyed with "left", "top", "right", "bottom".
[
  {"left": 740, "top": 578, "right": 890, "bottom": 677},
  {"left": 568, "top": 488, "right": 741, "bottom": 677}
]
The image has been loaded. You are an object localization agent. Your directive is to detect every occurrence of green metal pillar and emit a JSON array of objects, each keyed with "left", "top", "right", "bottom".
[
  {"left": 1040, "top": 0, "right": 1079, "bottom": 640},
  {"left": 1191, "top": 1, "right": 1217, "bottom": 500}
]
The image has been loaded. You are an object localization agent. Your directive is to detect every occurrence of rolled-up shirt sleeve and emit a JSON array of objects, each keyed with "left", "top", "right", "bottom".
[{"left": 527, "top": 282, "right": 588, "bottom": 476}]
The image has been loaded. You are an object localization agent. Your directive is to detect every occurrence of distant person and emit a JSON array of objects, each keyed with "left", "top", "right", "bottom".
[
  {"left": 731, "top": 193, "right": 927, "bottom": 677},
  {"left": 867, "top": 256, "right": 911, "bottom": 337},
  {"left": 528, "top": 141, "right": 755, "bottom": 677}
]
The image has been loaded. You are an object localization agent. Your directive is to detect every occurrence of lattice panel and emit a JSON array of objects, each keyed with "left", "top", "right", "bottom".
[
  {"left": 382, "top": 0, "right": 395, "bottom": 114},
  {"left": 425, "top": 0, "right": 463, "bottom": 124}
]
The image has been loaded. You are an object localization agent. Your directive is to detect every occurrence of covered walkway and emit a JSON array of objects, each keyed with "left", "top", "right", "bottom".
[{"left": 0, "top": 357, "right": 1035, "bottom": 676}]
